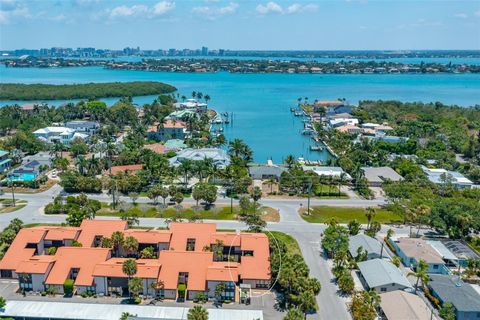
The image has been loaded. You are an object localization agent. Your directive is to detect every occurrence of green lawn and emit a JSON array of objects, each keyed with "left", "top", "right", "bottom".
[
  {"left": 267, "top": 231, "right": 301, "bottom": 256},
  {"left": 96, "top": 206, "right": 238, "bottom": 220},
  {"left": 300, "top": 206, "right": 402, "bottom": 224}
]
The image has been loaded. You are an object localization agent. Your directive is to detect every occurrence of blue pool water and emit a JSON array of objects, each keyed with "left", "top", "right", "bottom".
[
  {"left": 1, "top": 65, "right": 479, "bottom": 163},
  {"left": 8, "top": 173, "right": 37, "bottom": 182}
]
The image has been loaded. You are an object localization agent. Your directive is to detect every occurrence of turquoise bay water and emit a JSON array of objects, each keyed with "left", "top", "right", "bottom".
[{"left": 1, "top": 65, "right": 479, "bottom": 163}]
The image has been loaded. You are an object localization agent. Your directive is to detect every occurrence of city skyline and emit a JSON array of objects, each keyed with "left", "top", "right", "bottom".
[{"left": 0, "top": 0, "right": 479, "bottom": 50}]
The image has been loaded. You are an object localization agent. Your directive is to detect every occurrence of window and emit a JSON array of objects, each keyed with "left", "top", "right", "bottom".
[
  {"left": 19, "top": 273, "right": 33, "bottom": 290},
  {"left": 186, "top": 238, "right": 196, "bottom": 251},
  {"left": 255, "top": 280, "right": 270, "bottom": 289},
  {"left": 433, "top": 265, "right": 439, "bottom": 269},
  {"left": 381, "top": 288, "right": 387, "bottom": 292}
]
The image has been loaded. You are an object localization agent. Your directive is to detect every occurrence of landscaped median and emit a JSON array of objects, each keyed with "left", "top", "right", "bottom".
[
  {"left": 0, "top": 198, "right": 27, "bottom": 214},
  {"left": 299, "top": 206, "right": 402, "bottom": 224}
]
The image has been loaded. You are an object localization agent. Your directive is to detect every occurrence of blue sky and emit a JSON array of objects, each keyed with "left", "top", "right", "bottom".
[{"left": 0, "top": 0, "right": 479, "bottom": 50}]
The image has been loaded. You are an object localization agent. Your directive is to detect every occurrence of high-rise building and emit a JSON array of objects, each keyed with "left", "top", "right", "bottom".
[{"left": 201, "top": 46, "right": 209, "bottom": 56}]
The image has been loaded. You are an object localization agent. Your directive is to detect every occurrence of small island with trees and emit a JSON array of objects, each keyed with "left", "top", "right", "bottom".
[{"left": 0, "top": 81, "right": 176, "bottom": 101}]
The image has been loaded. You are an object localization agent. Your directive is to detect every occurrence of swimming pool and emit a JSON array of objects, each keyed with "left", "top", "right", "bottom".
[{"left": 8, "top": 173, "right": 37, "bottom": 182}]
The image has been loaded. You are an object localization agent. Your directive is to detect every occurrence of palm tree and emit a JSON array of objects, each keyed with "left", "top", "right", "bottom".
[
  {"left": 408, "top": 259, "right": 429, "bottom": 291},
  {"left": 251, "top": 186, "right": 262, "bottom": 203},
  {"left": 187, "top": 305, "right": 208, "bottom": 320},
  {"left": 265, "top": 178, "right": 277, "bottom": 193},
  {"left": 284, "top": 154, "right": 296, "bottom": 169},
  {"left": 150, "top": 279, "right": 164, "bottom": 297},
  {"left": 76, "top": 156, "right": 88, "bottom": 176},
  {"left": 191, "top": 91, "right": 197, "bottom": 99},
  {"left": 204, "top": 94, "right": 210, "bottom": 104},
  {"left": 284, "top": 308, "right": 303, "bottom": 320},
  {"left": 414, "top": 204, "right": 431, "bottom": 237},
  {"left": 297, "top": 290, "right": 316, "bottom": 319},
  {"left": 111, "top": 231, "right": 124, "bottom": 257},
  {"left": 122, "top": 258, "right": 137, "bottom": 278},
  {"left": 365, "top": 207, "right": 376, "bottom": 230},
  {"left": 123, "top": 236, "right": 139, "bottom": 257}
]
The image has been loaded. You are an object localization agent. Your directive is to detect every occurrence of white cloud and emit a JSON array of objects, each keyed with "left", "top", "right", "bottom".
[
  {"left": 0, "top": 0, "right": 30, "bottom": 24},
  {"left": 256, "top": 1, "right": 282, "bottom": 14},
  {"left": 153, "top": 1, "right": 175, "bottom": 16},
  {"left": 192, "top": 2, "right": 238, "bottom": 19},
  {"left": 454, "top": 13, "right": 468, "bottom": 19},
  {"left": 109, "top": 1, "right": 175, "bottom": 19},
  {"left": 256, "top": 2, "right": 318, "bottom": 15},
  {"left": 286, "top": 3, "right": 318, "bottom": 14}
]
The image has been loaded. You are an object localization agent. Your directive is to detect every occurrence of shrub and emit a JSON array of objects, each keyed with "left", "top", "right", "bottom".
[
  {"left": 63, "top": 279, "right": 74, "bottom": 296},
  {"left": 177, "top": 283, "right": 186, "bottom": 298}
]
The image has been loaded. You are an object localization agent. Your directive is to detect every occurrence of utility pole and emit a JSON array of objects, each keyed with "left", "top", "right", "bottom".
[
  {"left": 10, "top": 179, "right": 16, "bottom": 207},
  {"left": 307, "top": 177, "right": 312, "bottom": 215},
  {"left": 380, "top": 241, "right": 384, "bottom": 259}
]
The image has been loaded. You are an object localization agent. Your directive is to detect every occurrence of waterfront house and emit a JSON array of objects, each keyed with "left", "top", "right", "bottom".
[
  {"left": 249, "top": 163, "right": 287, "bottom": 181},
  {"left": 361, "top": 167, "right": 403, "bottom": 187},
  {"left": 143, "top": 143, "right": 170, "bottom": 155},
  {"left": 165, "top": 110, "right": 197, "bottom": 121},
  {"left": 348, "top": 234, "right": 386, "bottom": 260},
  {"left": 329, "top": 118, "right": 359, "bottom": 128},
  {"left": 147, "top": 120, "right": 187, "bottom": 142},
  {"left": 169, "top": 148, "right": 230, "bottom": 169},
  {"left": 428, "top": 274, "right": 480, "bottom": 320},
  {"left": 379, "top": 291, "right": 432, "bottom": 320},
  {"left": 302, "top": 166, "right": 352, "bottom": 180},
  {"left": 0, "top": 221, "right": 271, "bottom": 301},
  {"left": 173, "top": 99, "right": 208, "bottom": 112},
  {"left": 389, "top": 237, "right": 448, "bottom": 274},
  {"left": 421, "top": 166, "right": 473, "bottom": 189},
  {"left": 65, "top": 121, "right": 100, "bottom": 134},
  {"left": 0, "top": 150, "right": 12, "bottom": 174},
  {"left": 335, "top": 125, "right": 362, "bottom": 134},
  {"left": 357, "top": 258, "right": 412, "bottom": 293},
  {"left": 314, "top": 100, "right": 352, "bottom": 116},
  {"left": 33, "top": 127, "right": 89, "bottom": 145}
]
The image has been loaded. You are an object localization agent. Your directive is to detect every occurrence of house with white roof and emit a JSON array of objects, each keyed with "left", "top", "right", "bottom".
[
  {"left": 173, "top": 99, "right": 208, "bottom": 112},
  {"left": 422, "top": 166, "right": 473, "bottom": 189},
  {"left": 33, "top": 127, "right": 89, "bottom": 145},
  {"left": 169, "top": 148, "right": 230, "bottom": 169},
  {"left": 302, "top": 166, "right": 352, "bottom": 180}
]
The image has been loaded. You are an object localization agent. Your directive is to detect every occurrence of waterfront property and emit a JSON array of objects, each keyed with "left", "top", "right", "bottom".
[
  {"left": 147, "top": 120, "right": 188, "bottom": 142},
  {"left": 33, "top": 126, "right": 89, "bottom": 145},
  {"left": 173, "top": 99, "right": 208, "bottom": 112},
  {"left": 361, "top": 166, "right": 403, "bottom": 187},
  {"left": 0, "top": 221, "right": 271, "bottom": 301},
  {"left": 389, "top": 237, "right": 448, "bottom": 274},
  {"left": 428, "top": 274, "right": 480, "bottom": 320},
  {"left": 165, "top": 110, "right": 197, "bottom": 121},
  {"left": 169, "top": 148, "right": 230, "bottom": 169},
  {"left": 0, "top": 150, "right": 12, "bottom": 173},
  {"left": 348, "top": 234, "right": 386, "bottom": 260},
  {"left": 379, "top": 291, "right": 431, "bottom": 320},
  {"left": 248, "top": 163, "right": 287, "bottom": 181},
  {"left": 357, "top": 258, "right": 412, "bottom": 293},
  {"left": 421, "top": 165, "right": 474, "bottom": 189},
  {"left": 314, "top": 100, "right": 352, "bottom": 116}
]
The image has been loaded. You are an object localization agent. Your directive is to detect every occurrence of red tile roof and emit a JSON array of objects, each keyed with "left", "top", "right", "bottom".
[{"left": 109, "top": 164, "right": 144, "bottom": 175}]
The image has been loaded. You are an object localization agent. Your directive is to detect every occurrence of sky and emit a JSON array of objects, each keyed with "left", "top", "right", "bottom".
[{"left": 0, "top": 0, "right": 479, "bottom": 50}]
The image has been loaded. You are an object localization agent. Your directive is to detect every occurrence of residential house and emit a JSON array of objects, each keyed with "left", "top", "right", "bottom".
[
  {"left": 329, "top": 118, "right": 359, "bottom": 128},
  {"left": 164, "top": 139, "right": 188, "bottom": 150},
  {"left": 169, "top": 148, "right": 231, "bottom": 169},
  {"left": 33, "top": 127, "right": 89, "bottom": 145},
  {"left": 428, "top": 274, "right": 480, "bottom": 320},
  {"left": 165, "top": 110, "right": 197, "bottom": 121},
  {"left": 0, "top": 221, "right": 271, "bottom": 301},
  {"left": 0, "top": 150, "right": 12, "bottom": 174},
  {"left": 143, "top": 143, "right": 170, "bottom": 155},
  {"left": 379, "top": 291, "right": 432, "bottom": 320},
  {"left": 389, "top": 237, "right": 449, "bottom": 274},
  {"left": 361, "top": 167, "right": 403, "bottom": 187},
  {"left": 314, "top": 100, "right": 352, "bottom": 116},
  {"left": 108, "top": 164, "right": 144, "bottom": 175},
  {"left": 335, "top": 125, "right": 362, "bottom": 134},
  {"left": 173, "top": 99, "right": 208, "bottom": 112},
  {"left": 422, "top": 166, "right": 473, "bottom": 189},
  {"left": 65, "top": 121, "right": 100, "bottom": 134},
  {"left": 4, "top": 152, "right": 53, "bottom": 183},
  {"left": 302, "top": 166, "right": 352, "bottom": 180},
  {"left": 348, "top": 234, "right": 387, "bottom": 260},
  {"left": 357, "top": 258, "right": 412, "bottom": 293},
  {"left": 427, "top": 239, "right": 480, "bottom": 268},
  {"left": 248, "top": 164, "right": 287, "bottom": 181},
  {"left": 147, "top": 120, "right": 187, "bottom": 142}
]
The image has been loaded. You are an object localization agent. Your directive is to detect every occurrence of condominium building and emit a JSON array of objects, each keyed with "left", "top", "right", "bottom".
[{"left": 0, "top": 221, "right": 270, "bottom": 301}]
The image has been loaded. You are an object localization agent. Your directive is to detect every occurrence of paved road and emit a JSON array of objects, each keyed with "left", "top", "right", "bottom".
[{"left": 0, "top": 186, "right": 404, "bottom": 320}]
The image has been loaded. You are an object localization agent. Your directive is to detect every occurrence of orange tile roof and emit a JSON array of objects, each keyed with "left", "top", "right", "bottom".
[
  {"left": 44, "top": 227, "right": 80, "bottom": 241},
  {"left": 93, "top": 258, "right": 160, "bottom": 279},
  {"left": 109, "top": 164, "right": 144, "bottom": 175},
  {"left": 0, "top": 228, "right": 46, "bottom": 270},
  {"left": 206, "top": 262, "right": 240, "bottom": 282},
  {"left": 163, "top": 120, "right": 186, "bottom": 129},
  {"left": 76, "top": 220, "right": 128, "bottom": 247},
  {"left": 16, "top": 255, "right": 55, "bottom": 274},
  {"left": 45, "top": 247, "right": 110, "bottom": 286},
  {"left": 169, "top": 223, "right": 217, "bottom": 252},
  {"left": 158, "top": 250, "right": 213, "bottom": 290},
  {"left": 239, "top": 234, "right": 270, "bottom": 280},
  {"left": 211, "top": 233, "right": 241, "bottom": 247},
  {"left": 123, "top": 229, "right": 171, "bottom": 244},
  {"left": 143, "top": 143, "right": 169, "bottom": 154}
]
